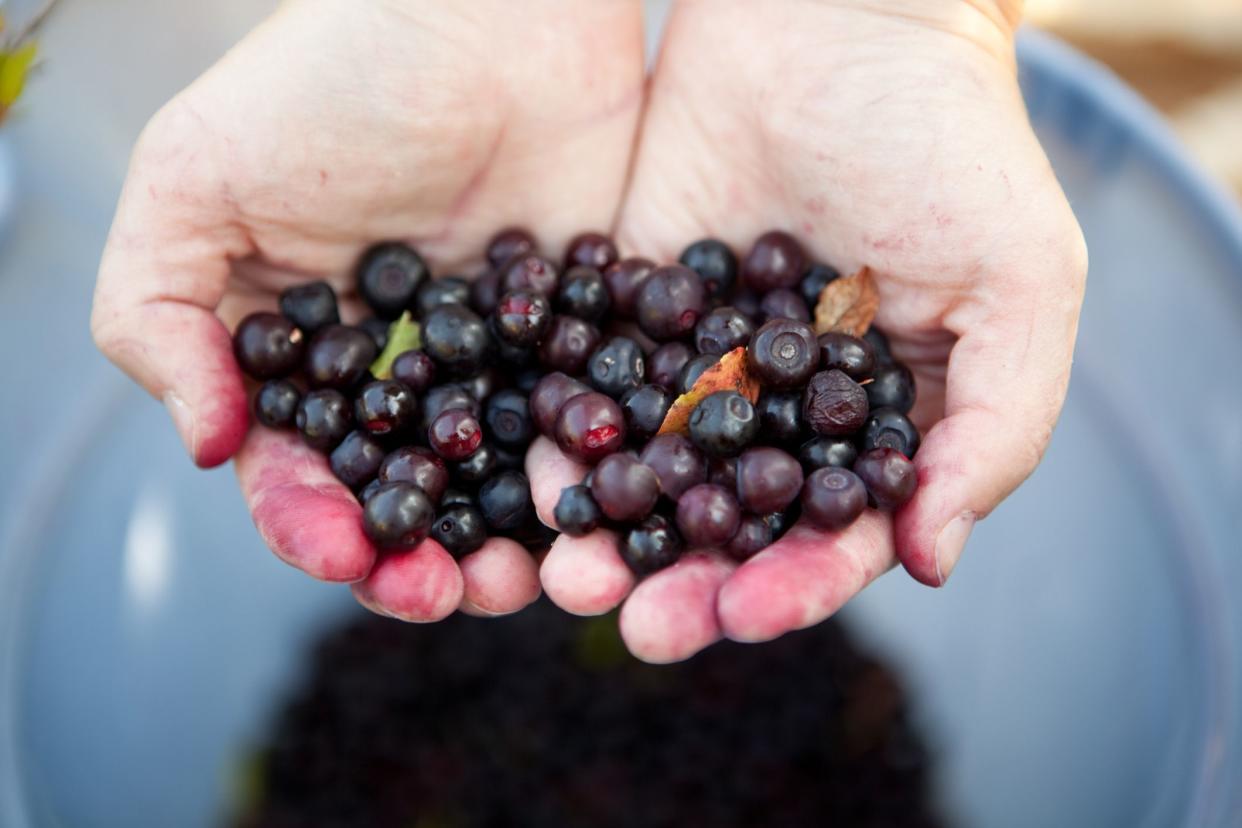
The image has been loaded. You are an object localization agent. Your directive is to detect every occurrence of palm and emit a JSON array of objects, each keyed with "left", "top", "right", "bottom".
[
  {"left": 536, "top": 2, "right": 1085, "bottom": 661},
  {"left": 94, "top": 0, "right": 643, "bottom": 618}
]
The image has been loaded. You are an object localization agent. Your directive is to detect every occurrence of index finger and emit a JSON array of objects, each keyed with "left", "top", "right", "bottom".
[
  {"left": 716, "top": 511, "right": 897, "bottom": 643},
  {"left": 91, "top": 103, "right": 254, "bottom": 468}
]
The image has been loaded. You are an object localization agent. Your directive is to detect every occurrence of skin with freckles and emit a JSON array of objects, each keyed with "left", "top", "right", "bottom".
[{"left": 93, "top": 0, "right": 1085, "bottom": 661}]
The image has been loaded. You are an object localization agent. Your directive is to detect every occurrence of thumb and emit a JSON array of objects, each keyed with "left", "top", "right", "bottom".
[
  {"left": 91, "top": 104, "right": 253, "bottom": 468},
  {"left": 894, "top": 215, "right": 1088, "bottom": 586}
]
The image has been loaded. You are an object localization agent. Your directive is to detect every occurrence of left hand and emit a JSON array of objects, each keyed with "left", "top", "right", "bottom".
[{"left": 532, "top": 0, "right": 1087, "bottom": 662}]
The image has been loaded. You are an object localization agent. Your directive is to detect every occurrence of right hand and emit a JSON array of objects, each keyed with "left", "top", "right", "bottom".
[{"left": 91, "top": 0, "right": 645, "bottom": 620}]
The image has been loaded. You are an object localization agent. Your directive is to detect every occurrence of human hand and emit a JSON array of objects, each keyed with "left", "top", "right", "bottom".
[
  {"left": 535, "top": 0, "right": 1087, "bottom": 662},
  {"left": 92, "top": 0, "right": 644, "bottom": 620}
]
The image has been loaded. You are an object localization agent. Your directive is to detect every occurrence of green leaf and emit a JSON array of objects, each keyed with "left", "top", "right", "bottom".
[
  {"left": 0, "top": 41, "right": 37, "bottom": 107},
  {"left": 368, "top": 312, "right": 421, "bottom": 379}
]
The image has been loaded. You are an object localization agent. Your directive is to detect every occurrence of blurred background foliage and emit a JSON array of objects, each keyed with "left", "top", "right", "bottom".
[
  {"left": 1029, "top": 0, "right": 1242, "bottom": 196},
  {"left": 0, "top": 1, "right": 55, "bottom": 126}
]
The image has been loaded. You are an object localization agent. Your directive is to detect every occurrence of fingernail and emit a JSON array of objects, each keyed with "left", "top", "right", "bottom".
[
  {"left": 163, "top": 391, "right": 198, "bottom": 460},
  {"left": 934, "top": 512, "right": 975, "bottom": 585},
  {"left": 461, "top": 599, "right": 508, "bottom": 618}
]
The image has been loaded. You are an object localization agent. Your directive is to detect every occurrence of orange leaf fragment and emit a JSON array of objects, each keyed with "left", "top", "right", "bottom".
[
  {"left": 657, "top": 347, "right": 760, "bottom": 436},
  {"left": 813, "top": 266, "right": 879, "bottom": 338}
]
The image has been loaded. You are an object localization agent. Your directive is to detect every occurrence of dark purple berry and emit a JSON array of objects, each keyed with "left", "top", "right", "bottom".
[
  {"left": 817, "top": 332, "right": 876, "bottom": 380},
  {"left": 486, "top": 227, "right": 537, "bottom": 270},
  {"left": 804, "top": 370, "right": 869, "bottom": 435},
  {"left": 305, "top": 325, "right": 377, "bottom": 390},
  {"left": 589, "top": 453, "right": 660, "bottom": 522},
  {"left": 359, "top": 477, "right": 384, "bottom": 504},
  {"left": 234, "top": 312, "right": 305, "bottom": 380},
  {"left": 678, "top": 353, "right": 719, "bottom": 394},
  {"left": 708, "top": 456, "right": 738, "bottom": 488},
  {"left": 495, "top": 339, "right": 536, "bottom": 367},
  {"left": 538, "top": 315, "right": 601, "bottom": 376},
  {"left": 688, "top": 390, "right": 758, "bottom": 458},
  {"left": 866, "top": 362, "right": 916, "bottom": 414},
  {"left": 854, "top": 447, "right": 917, "bottom": 510},
  {"left": 620, "top": 514, "right": 683, "bottom": 575},
  {"left": 453, "top": 443, "right": 498, "bottom": 486},
  {"left": 726, "top": 514, "right": 772, "bottom": 561},
  {"left": 530, "top": 372, "right": 590, "bottom": 436},
  {"left": 798, "top": 436, "right": 859, "bottom": 473},
  {"left": 431, "top": 505, "right": 487, "bottom": 558},
  {"left": 620, "top": 384, "right": 672, "bottom": 444},
  {"left": 564, "top": 232, "right": 619, "bottom": 272},
  {"left": 601, "top": 257, "right": 654, "bottom": 319},
  {"left": 757, "top": 288, "right": 810, "bottom": 324},
  {"left": 732, "top": 290, "right": 761, "bottom": 318},
  {"left": 254, "top": 379, "right": 300, "bottom": 428},
  {"left": 421, "top": 305, "right": 491, "bottom": 377},
  {"left": 557, "top": 266, "right": 611, "bottom": 322},
  {"left": 514, "top": 521, "right": 558, "bottom": 554},
  {"left": 801, "top": 467, "right": 867, "bottom": 531},
  {"left": 500, "top": 253, "right": 560, "bottom": 296},
  {"left": 391, "top": 350, "right": 436, "bottom": 393},
  {"left": 676, "top": 484, "right": 741, "bottom": 548},
  {"left": 736, "top": 447, "right": 804, "bottom": 515},
  {"left": 742, "top": 230, "right": 806, "bottom": 293},
  {"left": 354, "top": 379, "right": 418, "bottom": 436},
  {"left": 478, "top": 471, "right": 532, "bottom": 531},
  {"left": 514, "top": 366, "right": 542, "bottom": 394},
  {"left": 587, "top": 336, "right": 645, "bottom": 398},
  {"left": 648, "top": 342, "right": 693, "bottom": 391},
  {"left": 747, "top": 318, "right": 818, "bottom": 389},
  {"left": 694, "top": 307, "right": 754, "bottom": 355},
  {"left": 329, "top": 430, "right": 386, "bottom": 491},
  {"left": 420, "top": 385, "right": 480, "bottom": 433},
  {"left": 800, "top": 263, "right": 840, "bottom": 308},
  {"left": 554, "top": 392, "right": 626, "bottom": 463},
  {"left": 428, "top": 409, "right": 483, "bottom": 461},
  {"left": 484, "top": 389, "right": 533, "bottom": 451},
  {"left": 470, "top": 269, "right": 502, "bottom": 316},
  {"left": 639, "top": 434, "right": 707, "bottom": 500},
  {"left": 363, "top": 481, "right": 434, "bottom": 549},
  {"left": 492, "top": 445, "right": 526, "bottom": 472},
  {"left": 635, "top": 265, "right": 706, "bottom": 342},
  {"left": 492, "top": 289, "right": 552, "bottom": 348},
  {"left": 863, "top": 327, "right": 895, "bottom": 365},
  {"left": 296, "top": 389, "right": 353, "bottom": 451},
  {"left": 755, "top": 390, "right": 805, "bottom": 446},
  {"left": 356, "top": 243, "right": 428, "bottom": 319},
  {"left": 358, "top": 317, "right": 390, "bottom": 351},
  {"left": 439, "top": 488, "right": 474, "bottom": 509},
  {"left": 554, "top": 485, "right": 601, "bottom": 536},
  {"left": 415, "top": 276, "right": 471, "bottom": 318},
  {"left": 861, "top": 407, "right": 921, "bottom": 458},
  {"left": 378, "top": 446, "right": 448, "bottom": 504},
  {"left": 279, "top": 281, "right": 339, "bottom": 335},
  {"left": 679, "top": 238, "right": 738, "bottom": 300},
  {"left": 452, "top": 369, "right": 499, "bottom": 405}
]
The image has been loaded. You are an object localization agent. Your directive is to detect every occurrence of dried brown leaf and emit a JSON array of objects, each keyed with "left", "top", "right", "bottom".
[
  {"left": 814, "top": 266, "right": 879, "bottom": 338},
  {"left": 657, "top": 347, "right": 760, "bottom": 436}
]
